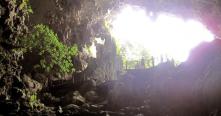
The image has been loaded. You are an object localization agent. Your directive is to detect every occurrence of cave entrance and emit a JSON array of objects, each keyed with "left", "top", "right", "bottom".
[{"left": 108, "top": 5, "right": 214, "bottom": 68}]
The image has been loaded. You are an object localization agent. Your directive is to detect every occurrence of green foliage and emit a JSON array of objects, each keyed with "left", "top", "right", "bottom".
[
  {"left": 19, "top": 0, "right": 33, "bottom": 14},
  {"left": 125, "top": 60, "right": 139, "bottom": 69},
  {"left": 26, "top": 91, "right": 45, "bottom": 110},
  {"left": 114, "top": 38, "right": 121, "bottom": 56},
  {"left": 29, "top": 93, "right": 37, "bottom": 109},
  {"left": 140, "top": 49, "right": 155, "bottom": 68},
  {"left": 22, "top": 24, "right": 78, "bottom": 76},
  {"left": 117, "top": 44, "right": 155, "bottom": 70}
]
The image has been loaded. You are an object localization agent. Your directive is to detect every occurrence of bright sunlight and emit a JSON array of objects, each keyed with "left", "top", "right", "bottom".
[{"left": 110, "top": 5, "right": 214, "bottom": 62}]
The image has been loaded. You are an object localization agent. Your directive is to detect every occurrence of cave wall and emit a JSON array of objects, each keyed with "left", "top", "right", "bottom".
[
  {"left": 27, "top": 0, "right": 221, "bottom": 83},
  {"left": 0, "top": 0, "right": 36, "bottom": 114},
  {"left": 0, "top": 0, "right": 28, "bottom": 100},
  {"left": 28, "top": 0, "right": 120, "bottom": 82},
  {"left": 92, "top": 38, "right": 120, "bottom": 83}
]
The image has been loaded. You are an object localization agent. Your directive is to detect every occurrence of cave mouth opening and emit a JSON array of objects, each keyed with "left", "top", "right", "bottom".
[{"left": 109, "top": 5, "right": 214, "bottom": 64}]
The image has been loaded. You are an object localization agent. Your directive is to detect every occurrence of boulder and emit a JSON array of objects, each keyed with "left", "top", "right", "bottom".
[
  {"left": 40, "top": 93, "right": 60, "bottom": 107},
  {"left": 79, "top": 79, "right": 96, "bottom": 95},
  {"left": 62, "top": 104, "right": 80, "bottom": 115},
  {"left": 84, "top": 91, "right": 99, "bottom": 103},
  {"left": 61, "top": 91, "right": 85, "bottom": 106},
  {"left": 33, "top": 73, "right": 48, "bottom": 87},
  {"left": 22, "top": 75, "right": 42, "bottom": 92}
]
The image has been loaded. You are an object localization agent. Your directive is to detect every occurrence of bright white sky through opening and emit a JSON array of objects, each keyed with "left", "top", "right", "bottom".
[{"left": 110, "top": 5, "right": 214, "bottom": 62}]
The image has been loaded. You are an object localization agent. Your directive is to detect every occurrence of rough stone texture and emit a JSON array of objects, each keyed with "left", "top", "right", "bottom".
[
  {"left": 94, "top": 38, "right": 120, "bottom": 82},
  {"left": 29, "top": 0, "right": 117, "bottom": 46},
  {"left": 28, "top": 0, "right": 120, "bottom": 83},
  {"left": 22, "top": 74, "right": 42, "bottom": 92},
  {"left": 2, "top": 0, "right": 221, "bottom": 115},
  {"left": 0, "top": 0, "right": 42, "bottom": 115},
  {"left": 0, "top": 0, "right": 27, "bottom": 101},
  {"left": 98, "top": 39, "right": 221, "bottom": 115},
  {"left": 61, "top": 91, "right": 86, "bottom": 106}
]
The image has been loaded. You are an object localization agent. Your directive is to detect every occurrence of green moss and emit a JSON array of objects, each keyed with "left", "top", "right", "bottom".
[{"left": 29, "top": 93, "right": 37, "bottom": 108}]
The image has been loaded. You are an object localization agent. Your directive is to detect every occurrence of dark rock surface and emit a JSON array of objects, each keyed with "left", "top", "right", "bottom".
[
  {"left": 2, "top": 0, "right": 221, "bottom": 115},
  {"left": 2, "top": 39, "right": 221, "bottom": 116}
]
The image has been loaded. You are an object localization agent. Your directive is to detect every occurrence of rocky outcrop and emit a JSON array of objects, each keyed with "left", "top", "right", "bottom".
[
  {"left": 0, "top": 0, "right": 31, "bottom": 115},
  {"left": 186, "top": 39, "right": 221, "bottom": 113},
  {"left": 2, "top": 0, "right": 221, "bottom": 115},
  {"left": 28, "top": 0, "right": 121, "bottom": 83}
]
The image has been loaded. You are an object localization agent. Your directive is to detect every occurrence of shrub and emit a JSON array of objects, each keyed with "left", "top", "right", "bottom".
[{"left": 22, "top": 24, "right": 78, "bottom": 76}]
